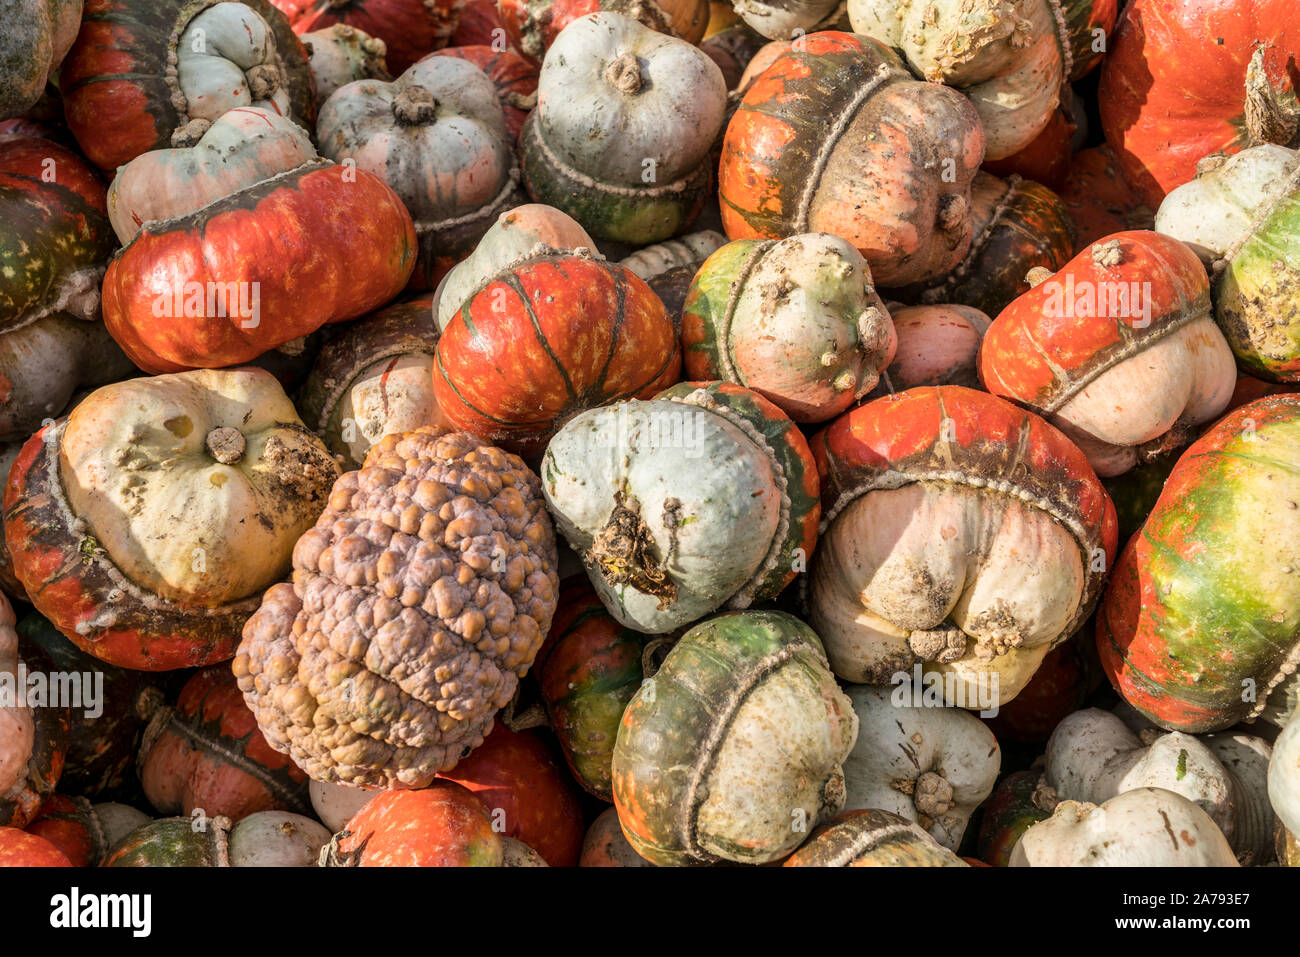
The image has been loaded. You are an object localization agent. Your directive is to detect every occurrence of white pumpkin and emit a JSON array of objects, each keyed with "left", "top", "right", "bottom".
[
  {"left": 1043, "top": 708, "right": 1278, "bottom": 860},
  {"left": 301, "top": 24, "right": 389, "bottom": 101},
  {"left": 1010, "top": 788, "right": 1240, "bottom": 867},
  {"left": 841, "top": 686, "right": 999, "bottom": 849},
  {"left": 227, "top": 811, "right": 332, "bottom": 867},
  {"left": 521, "top": 13, "right": 727, "bottom": 243},
  {"left": 1155, "top": 145, "right": 1300, "bottom": 266},
  {"left": 317, "top": 56, "right": 521, "bottom": 283}
]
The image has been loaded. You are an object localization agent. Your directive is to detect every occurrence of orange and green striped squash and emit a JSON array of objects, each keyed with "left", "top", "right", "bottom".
[{"left": 1098, "top": 394, "right": 1300, "bottom": 732}]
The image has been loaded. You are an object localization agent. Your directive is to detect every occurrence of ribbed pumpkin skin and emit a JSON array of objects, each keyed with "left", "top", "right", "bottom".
[
  {"left": 331, "top": 782, "right": 504, "bottom": 866},
  {"left": 782, "top": 808, "right": 967, "bottom": 867},
  {"left": 432, "top": 255, "right": 680, "bottom": 456},
  {"left": 1060, "top": 145, "right": 1155, "bottom": 255},
  {"left": 103, "top": 817, "right": 229, "bottom": 866},
  {"left": 17, "top": 613, "right": 161, "bottom": 798},
  {"left": 612, "top": 610, "right": 856, "bottom": 866},
  {"left": 437, "top": 723, "right": 584, "bottom": 866},
  {"left": 1098, "top": 395, "right": 1300, "bottom": 733},
  {"left": 498, "top": 0, "right": 708, "bottom": 65},
  {"left": 0, "top": 135, "right": 113, "bottom": 333},
  {"left": 138, "top": 666, "right": 311, "bottom": 822},
  {"left": 273, "top": 0, "right": 467, "bottom": 74},
  {"left": 61, "top": 0, "right": 317, "bottom": 172},
  {"left": 536, "top": 580, "right": 645, "bottom": 801},
  {"left": 657, "top": 380, "right": 819, "bottom": 603},
  {"left": 0, "top": 826, "right": 73, "bottom": 866},
  {"left": 719, "top": 32, "right": 985, "bottom": 287},
  {"left": 896, "top": 173, "right": 1075, "bottom": 318},
  {"left": 101, "top": 162, "right": 416, "bottom": 373},
  {"left": 1099, "top": 0, "right": 1300, "bottom": 209},
  {"left": 429, "top": 45, "right": 538, "bottom": 142},
  {"left": 975, "top": 770, "right": 1054, "bottom": 866}
]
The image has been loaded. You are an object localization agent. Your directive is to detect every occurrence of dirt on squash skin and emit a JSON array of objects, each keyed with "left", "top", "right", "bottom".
[
  {"left": 588, "top": 492, "right": 678, "bottom": 608},
  {"left": 262, "top": 427, "right": 338, "bottom": 504}
]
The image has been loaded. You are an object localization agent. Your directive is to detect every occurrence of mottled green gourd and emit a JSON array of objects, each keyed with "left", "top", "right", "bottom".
[{"left": 611, "top": 610, "right": 858, "bottom": 866}]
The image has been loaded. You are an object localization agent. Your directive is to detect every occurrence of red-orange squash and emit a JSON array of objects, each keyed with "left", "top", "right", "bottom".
[
  {"left": 0, "top": 826, "right": 72, "bottom": 866},
  {"left": 138, "top": 665, "right": 311, "bottom": 821},
  {"left": 322, "top": 781, "right": 504, "bottom": 866},
  {"left": 719, "top": 32, "right": 985, "bottom": 287},
  {"left": 1098, "top": 395, "right": 1300, "bottom": 733},
  {"left": 979, "top": 231, "right": 1237, "bottom": 476},
  {"left": 809, "top": 386, "right": 1118, "bottom": 706},
  {"left": 438, "top": 723, "right": 584, "bottom": 867},
  {"left": 101, "top": 155, "right": 415, "bottom": 373},
  {"left": 1099, "top": 0, "right": 1300, "bottom": 209},
  {"left": 432, "top": 251, "right": 680, "bottom": 456}
]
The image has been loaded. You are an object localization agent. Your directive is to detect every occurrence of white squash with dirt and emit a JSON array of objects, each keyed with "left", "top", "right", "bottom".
[
  {"left": 1010, "top": 788, "right": 1240, "bottom": 867},
  {"left": 840, "top": 686, "right": 999, "bottom": 849}
]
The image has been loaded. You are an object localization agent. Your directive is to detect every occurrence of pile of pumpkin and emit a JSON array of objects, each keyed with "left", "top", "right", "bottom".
[{"left": 0, "top": 0, "right": 1298, "bottom": 869}]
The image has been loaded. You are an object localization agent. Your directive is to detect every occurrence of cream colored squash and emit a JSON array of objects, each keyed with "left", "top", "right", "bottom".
[
  {"left": 1011, "top": 788, "right": 1240, "bottom": 867},
  {"left": 841, "top": 686, "right": 999, "bottom": 849},
  {"left": 60, "top": 368, "right": 340, "bottom": 606}
]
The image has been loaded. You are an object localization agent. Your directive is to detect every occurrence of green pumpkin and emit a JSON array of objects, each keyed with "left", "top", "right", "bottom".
[
  {"left": 103, "top": 816, "right": 231, "bottom": 867},
  {"left": 611, "top": 610, "right": 857, "bottom": 866}
]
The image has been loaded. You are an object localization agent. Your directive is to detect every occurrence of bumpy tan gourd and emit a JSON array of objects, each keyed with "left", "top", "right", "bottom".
[{"left": 234, "top": 428, "right": 560, "bottom": 788}]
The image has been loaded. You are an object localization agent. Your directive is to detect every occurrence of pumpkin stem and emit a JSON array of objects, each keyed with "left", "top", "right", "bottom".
[
  {"left": 604, "top": 53, "right": 644, "bottom": 96},
  {"left": 392, "top": 85, "right": 439, "bottom": 125},
  {"left": 587, "top": 492, "right": 678, "bottom": 609},
  {"left": 1245, "top": 46, "right": 1300, "bottom": 147},
  {"left": 936, "top": 193, "right": 968, "bottom": 232},
  {"left": 206, "top": 426, "right": 246, "bottom": 465},
  {"left": 913, "top": 771, "right": 954, "bottom": 818}
]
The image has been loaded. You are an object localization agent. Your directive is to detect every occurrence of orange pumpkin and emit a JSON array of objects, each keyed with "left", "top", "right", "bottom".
[{"left": 432, "top": 250, "right": 680, "bottom": 456}]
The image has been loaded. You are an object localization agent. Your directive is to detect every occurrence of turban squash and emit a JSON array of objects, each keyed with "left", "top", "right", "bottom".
[
  {"left": 809, "top": 386, "right": 1118, "bottom": 706},
  {"left": 1098, "top": 395, "right": 1300, "bottom": 734},
  {"left": 100, "top": 107, "right": 416, "bottom": 372},
  {"left": 3, "top": 367, "right": 341, "bottom": 671},
  {"left": 719, "top": 32, "right": 985, "bottom": 288},
  {"left": 62, "top": 0, "right": 317, "bottom": 171}
]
